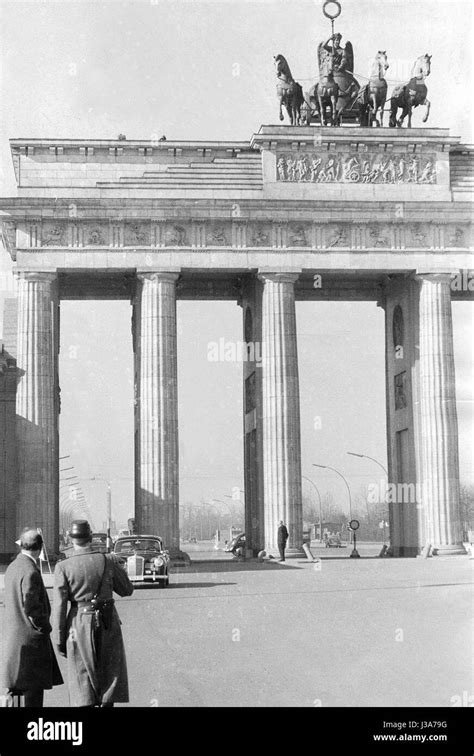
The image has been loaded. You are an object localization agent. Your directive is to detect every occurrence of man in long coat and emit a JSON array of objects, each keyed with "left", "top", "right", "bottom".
[
  {"left": 1, "top": 528, "right": 63, "bottom": 706},
  {"left": 277, "top": 520, "right": 289, "bottom": 562},
  {"left": 52, "top": 520, "right": 134, "bottom": 707}
]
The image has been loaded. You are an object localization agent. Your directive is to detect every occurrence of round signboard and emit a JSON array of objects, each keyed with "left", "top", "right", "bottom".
[
  {"left": 349, "top": 519, "right": 360, "bottom": 531},
  {"left": 323, "top": 0, "right": 342, "bottom": 20}
]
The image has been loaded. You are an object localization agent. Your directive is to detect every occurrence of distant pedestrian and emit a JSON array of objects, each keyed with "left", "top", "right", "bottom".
[
  {"left": 277, "top": 520, "right": 289, "bottom": 562},
  {"left": 52, "top": 520, "right": 134, "bottom": 707},
  {"left": 1, "top": 528, "right": 63, "bottom": 707}
]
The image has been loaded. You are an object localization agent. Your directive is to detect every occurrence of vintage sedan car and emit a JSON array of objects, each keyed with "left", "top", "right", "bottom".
[
  {"left": 324, "top": 534, "right": 344, "bottom": 548},
  {"left": 224, "top": 533, "right": 246, "bottom": 556},
  {"left": 113, "top": 535, "right": 170, "bottom": 586}
]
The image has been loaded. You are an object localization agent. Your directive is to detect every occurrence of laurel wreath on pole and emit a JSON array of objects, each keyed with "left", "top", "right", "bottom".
[{"left": 323, "top": 0, "right": 342, "bottom": 46}]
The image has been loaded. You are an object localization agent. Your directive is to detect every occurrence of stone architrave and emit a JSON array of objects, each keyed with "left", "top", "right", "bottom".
[
  {"left": 134, "top": 272, "right": 180, "bottom": 554},
  {"left": 258, "top": 271, "right": 304, "bottom": 556},
  {"left": 414, "top": 273, "right": 465, "bottom": 555},
  {"left": 15, "top": 271, "right": 59, "bottom": 555}
]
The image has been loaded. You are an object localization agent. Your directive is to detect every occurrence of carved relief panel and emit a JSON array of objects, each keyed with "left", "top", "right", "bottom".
[
  {"left": 124, "top": 223, "right": 150, "bottom": 247},
  {"left": 42, "top": 222, "right": 67, "bottom": 246},
  {"left": 206, "top": 224, "right": 228, "bottom": 246},
  {"left": 276, "top": 152, "right": 437, "bottom": 185},
  {"left": 251, "top": 224, "right": 272, "bottom": 247},
  {"left": 83, "top": 225, "right": 107, "bottom": 246}
]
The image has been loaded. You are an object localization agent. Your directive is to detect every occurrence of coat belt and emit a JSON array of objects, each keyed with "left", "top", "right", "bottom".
[{"left": 70, "top": 599, "right": 115, "bottom": 610}]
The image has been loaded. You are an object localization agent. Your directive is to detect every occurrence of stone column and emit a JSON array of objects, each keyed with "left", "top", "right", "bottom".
[
  {"left": 16, "top": 271, "right": 59, "bottom": 555},
  {"left": 414, "top": 273, "right": 465, "bottom": 555},
  {"left": 134, "top": 272, "right": 180, "bottom": 554},
  {"left": 258, "top": 271, "right": 303, "bottom": 556}
]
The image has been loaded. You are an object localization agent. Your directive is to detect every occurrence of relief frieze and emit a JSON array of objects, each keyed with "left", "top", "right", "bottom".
[
  {"left": 368, "top": 225, "right": 391, "bottom": 248},
  {"left": 124, "top": 223, "right": 150, "bottom": 246},
  {"left": 42, "top": 223, "right": 66, "bottom": 246},
  {"left": 288, "top": 225, "right": 307, "bottom": 246},
  {"left": 20, "top": 219, "right": 471, "bottom": 252},
  {"left": 206, "top": 225, "right": 228, "bottom": 246},
  {"left": 328, "top": 225, "right": 350, "bottom": 247},
  {"left": 447, "top": 227, "right": 465, "bottom": 247},
  {"left": 84, "top": 226, "right": 106, "bottom": 246},
  {"left": 408, "top": 223, "right": 431, "bottom": 248},
  {"left": 163, "top": 224, "right": 187, "bottom": 245},
  {"left": 252, "top": 225, "right": 272, "bottom": 247},
  {"left": 276, "top": 152, "right": 437, "bottom": 185}
]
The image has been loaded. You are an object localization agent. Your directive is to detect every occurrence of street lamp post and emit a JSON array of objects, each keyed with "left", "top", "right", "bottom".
[
  {"left": 225, "top": 492, "right": 245, "bottom": 531},
  {"left": 312, "top": 463, "right": 352, "bottom": 541},
  {"left": 59, "top": 465, "right": 93, "bottom": 532},
  {"left": 190, "top": 506, "right": 204, "bottom": 541},
  {"left": 302, "top": 475, "right": 323, "bottom": 543},
  {"left": 214, "top": 499, "right": 234, "bottom": 542},
  {"left": 206, "top": 503, "right": 221, "bottom": 548},
  {"left": 106, "top": 482, "right": 112, "bottom": 549},
  {"left": 347, "top": 452, "right": 390, "bottom": 543},
  {"left": 346, "top": 452, "right": 388, "bottom": 476},
  {"left": 88, "top": 477, "right": 113, "bottom": 550}
]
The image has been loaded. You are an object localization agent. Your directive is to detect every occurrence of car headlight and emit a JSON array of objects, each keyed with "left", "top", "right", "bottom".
[{"left": 153, "top": 557, "right": 164, "bottom": 568}]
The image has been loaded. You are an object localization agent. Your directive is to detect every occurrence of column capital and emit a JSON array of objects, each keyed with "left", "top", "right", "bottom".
[
  {"left": 137, "top": 270, "right": 180, "bottom": 284},
  {"left": 413, "top": 271, "right": 455, "bottom": 284},
  {"left": 13, "top": 270, "right": 57, "bottom": 283},
  {"left": 258, "top": 270, "right": 301, "bottom": 285}
]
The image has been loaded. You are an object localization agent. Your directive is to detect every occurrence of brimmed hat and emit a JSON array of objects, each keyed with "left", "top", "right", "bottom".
[{"left": 69, "top": 520, "right": 92, "bottom": 539}]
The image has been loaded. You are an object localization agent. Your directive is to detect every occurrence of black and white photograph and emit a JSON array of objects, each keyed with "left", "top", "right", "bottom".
[{"left": 0, "top": 0, "right": 472, "bottom": 748}]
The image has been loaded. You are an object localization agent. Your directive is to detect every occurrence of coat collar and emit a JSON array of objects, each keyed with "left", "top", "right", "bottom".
[{"left": 17, "top": 552, "right": 40, "bottom": 570}]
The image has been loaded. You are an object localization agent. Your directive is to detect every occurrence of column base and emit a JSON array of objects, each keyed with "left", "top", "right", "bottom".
[
  {"left": 392, "top": 546, "right": 419, "bottom": 558},
  {"left": 432, "top": 543, "right": 467, "bottom": 556},
  {"left": 169, "top": 548, "right": 191, "bottom": 565},
  {"left": 265, "top": 546, "right": 306, "bottom": 560}
]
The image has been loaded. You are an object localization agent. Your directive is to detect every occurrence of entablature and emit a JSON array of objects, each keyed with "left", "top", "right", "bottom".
[{"left": 1, "top": 203, "right": 472, "bottom": 262}]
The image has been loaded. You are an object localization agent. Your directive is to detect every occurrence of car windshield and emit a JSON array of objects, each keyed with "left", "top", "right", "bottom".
[{"left": 115, "top": 539, "right": 162, "bottom": 554}]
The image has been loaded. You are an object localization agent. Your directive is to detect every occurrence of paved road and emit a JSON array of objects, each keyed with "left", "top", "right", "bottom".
[{"left": 1, "top": 553, "right": 470, "bottom": 708}]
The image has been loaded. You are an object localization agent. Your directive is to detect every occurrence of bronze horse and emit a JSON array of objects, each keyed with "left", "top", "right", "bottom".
[
  {"left": 311, "top": 72, "right": 340, "bottom": 126},
  {"left": 358, "top": 51, "right": 389, "bottom": 127},
  {"left": 389, "top": 54, "right": 432, "bottom": 127},
  {"left": 274, "top": 54, "right": 305, "bottom": 125}
]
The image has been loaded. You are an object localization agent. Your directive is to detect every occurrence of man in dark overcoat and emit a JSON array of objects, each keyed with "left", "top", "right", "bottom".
[
  {"left": 277, "top": 520, "right": 289, "bottom": 562},
  {"left": 52, "top": 520, "right": 134, "bottom": 707},
  {"left": 1, "top": 528, "right": 63, "bottom": 706}
]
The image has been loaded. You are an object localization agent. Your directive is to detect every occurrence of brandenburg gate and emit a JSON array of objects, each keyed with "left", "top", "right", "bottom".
[{"left": 0, "top": 125, "right": 473, "bottom": 559}]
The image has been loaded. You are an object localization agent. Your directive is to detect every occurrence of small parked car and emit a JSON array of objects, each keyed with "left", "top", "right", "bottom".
[
  {"left": 91, "top": 532, "right": 108, "bottom": 553},
  {"left": 224, "top": 533, "right": 246, "bottom": 556},
  {"left": 113, "top": 535, "right": 170, "bottom": 586},
  {"left": 324, "top": 534, "right": 343, "bottom": 548}
]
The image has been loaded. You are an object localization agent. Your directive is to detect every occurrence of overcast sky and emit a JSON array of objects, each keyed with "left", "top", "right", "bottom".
[{"left": 0, "top": 0, "right": 472, "bottom": 529}]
